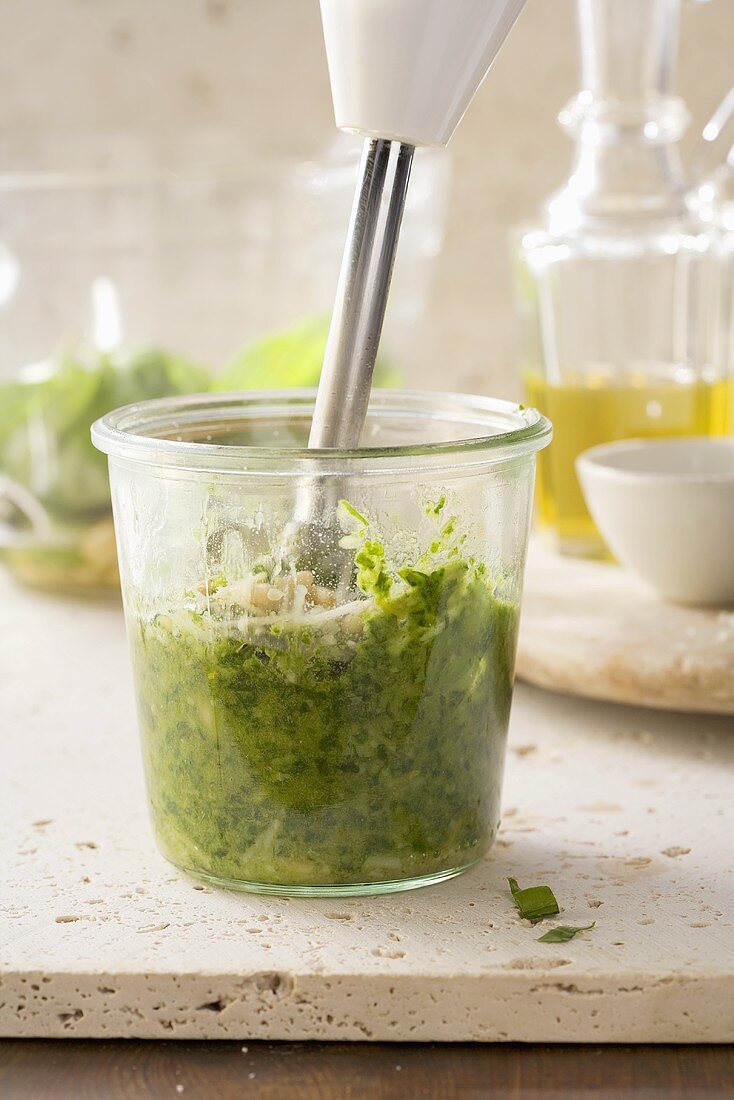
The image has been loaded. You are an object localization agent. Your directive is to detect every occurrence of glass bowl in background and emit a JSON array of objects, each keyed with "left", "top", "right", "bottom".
[
  {"left": 92, "top": 389, "right": 550, "bottom": 896},
  {"left": 0, "top": 133, "right": 450, "bottom": 593}
]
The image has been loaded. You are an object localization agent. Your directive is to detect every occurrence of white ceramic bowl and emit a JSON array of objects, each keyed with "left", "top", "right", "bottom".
[{"left": 577, "top": 438, "right": 734, "bottom": 607}]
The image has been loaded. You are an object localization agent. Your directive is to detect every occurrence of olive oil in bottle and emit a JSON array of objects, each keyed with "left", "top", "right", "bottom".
[
  {"left": 524, "top": 367, "right": 731, "bottom": 555},
  {"left": 513, "top": 0, "right": 731, "bottom": 557}
]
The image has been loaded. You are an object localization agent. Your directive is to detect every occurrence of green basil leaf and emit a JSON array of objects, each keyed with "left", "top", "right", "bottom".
[
  {"left": 537, "top": 923, "right": 596, "bottom": 943},
  {"left": 508, "top": 876, "right": 560, "bottom": 921}
]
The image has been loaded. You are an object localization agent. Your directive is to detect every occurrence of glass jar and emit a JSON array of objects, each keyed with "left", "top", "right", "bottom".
[
  {"left": 0, "top": 135, "right": 449, "bottom": 593},
  {"left": 514, "top": 0, "right": 730, "bottom": 558},
  {"left": 92, "top": 390, "right": 550, "bottom": 896}
]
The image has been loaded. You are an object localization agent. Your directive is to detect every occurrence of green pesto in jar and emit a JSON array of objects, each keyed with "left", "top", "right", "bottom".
[{"left": 131, "top": 509, "right": 518, "bottom": 891}]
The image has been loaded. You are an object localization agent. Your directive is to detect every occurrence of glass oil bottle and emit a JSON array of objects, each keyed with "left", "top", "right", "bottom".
[{"left": 514, "top": 0, "right": 730, "bottom": 557}]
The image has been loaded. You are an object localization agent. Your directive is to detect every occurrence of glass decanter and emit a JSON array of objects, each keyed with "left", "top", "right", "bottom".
[
  {"left": 691, "top": 85, "right": 734, "bottom": 420},
  {"left": 514, "top": 0, "right": 730, "bottom": 557}
]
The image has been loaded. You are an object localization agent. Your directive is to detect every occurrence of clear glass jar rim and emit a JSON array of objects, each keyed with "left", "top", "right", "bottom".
[{"left": 92, "top": 390, "right": 551, "bottom": 477}]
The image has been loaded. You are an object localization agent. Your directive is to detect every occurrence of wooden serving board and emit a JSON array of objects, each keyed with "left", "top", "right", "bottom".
[{"left": 517, "top": 543, "right": 734, "bottom": 716}]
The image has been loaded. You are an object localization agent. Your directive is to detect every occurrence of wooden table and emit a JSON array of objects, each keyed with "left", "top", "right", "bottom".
[{"left": 1, "top": 1040, "right": 733, "bottom": 1098}]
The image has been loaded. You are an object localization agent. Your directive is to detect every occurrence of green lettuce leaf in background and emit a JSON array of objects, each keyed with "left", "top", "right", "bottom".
[
  {"left": 0, "top": 346, "right": 209, "bottom": 522},
  {"left": 213, "top": 315, "right": 399, "bottom": 392}
]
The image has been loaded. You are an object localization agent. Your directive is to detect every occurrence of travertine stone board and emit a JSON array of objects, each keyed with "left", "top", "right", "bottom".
[
  {"left": 518, "top": 544, "right": 734, "bottom": 715},
  {"left": 1, "top": 573, "right": 733, "bottom": 1042}
]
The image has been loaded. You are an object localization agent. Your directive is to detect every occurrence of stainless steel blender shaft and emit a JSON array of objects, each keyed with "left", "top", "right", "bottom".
[
  {"left": 309, "top": 138, "right": 415, "bottom": 449},
  {"left": 285, "top": 138, "right": 414, "bottom": 574}
]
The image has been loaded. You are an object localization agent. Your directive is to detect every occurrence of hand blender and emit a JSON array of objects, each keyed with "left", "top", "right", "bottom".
[
  {"left": 312, "top": 0, "right": 528, "bottom": 446},
  {"left": 291, "top": 0, "right": 528, "bottom": 572}
]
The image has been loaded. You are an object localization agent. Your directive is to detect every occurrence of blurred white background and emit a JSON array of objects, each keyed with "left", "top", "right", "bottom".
[{"left": 1, "top": 0, "right": 731, "bottom": 397}]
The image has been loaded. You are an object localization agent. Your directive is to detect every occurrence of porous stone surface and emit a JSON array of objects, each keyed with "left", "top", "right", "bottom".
[
  {"left": 2, "top": 573, "right": 733, "bottom": 1042},
  {"left": 518, "top": 544, "right": 734, "bottom": 715}
]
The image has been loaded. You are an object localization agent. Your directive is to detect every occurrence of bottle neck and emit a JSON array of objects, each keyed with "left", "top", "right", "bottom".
[
  {"left": 580, "top": 0, "right": 678, "bottom": 104},
  {"left": 548, "top": 0, "right": 690, "bottom": 231}
]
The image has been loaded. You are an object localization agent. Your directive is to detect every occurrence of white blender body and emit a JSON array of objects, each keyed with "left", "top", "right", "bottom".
[{"left": 320, "top": 0, "right": 527, "bottom": 147}]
